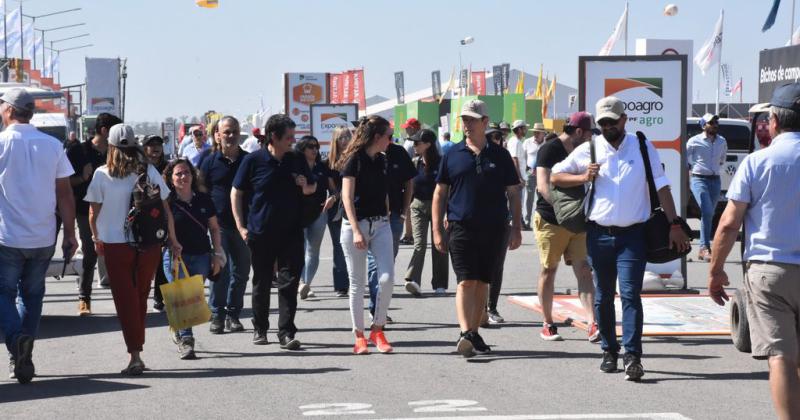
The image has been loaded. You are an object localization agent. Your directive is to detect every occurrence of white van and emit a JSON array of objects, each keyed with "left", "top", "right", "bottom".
[{"left": 31, "top": 112, "right": 69, "bottom": 145}]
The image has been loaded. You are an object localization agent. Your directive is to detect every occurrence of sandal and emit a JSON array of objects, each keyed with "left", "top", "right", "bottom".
[{"left": 120, "top": 360, "right": 145, "bottom": 376}]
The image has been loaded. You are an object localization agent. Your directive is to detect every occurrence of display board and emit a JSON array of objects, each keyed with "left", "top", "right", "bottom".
[
  {"left": 309, "top": 103, "right": 358, "bottom": 159},
  {"left": 284, "top": 73, "right": 328, "bottom": 135}
]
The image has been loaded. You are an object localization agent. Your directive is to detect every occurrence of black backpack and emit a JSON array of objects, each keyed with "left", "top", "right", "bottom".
[{"left": 124, "top": 164, "right": 168, "bottom": 248}]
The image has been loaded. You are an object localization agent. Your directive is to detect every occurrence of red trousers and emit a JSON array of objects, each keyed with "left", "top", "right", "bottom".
[{"left": 104, "top": 243, "right": 160, "bottom": 354}]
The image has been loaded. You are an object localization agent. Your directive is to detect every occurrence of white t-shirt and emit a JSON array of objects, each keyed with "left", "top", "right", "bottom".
[
  {"left": 241, "top": 136, "right": 262, "bottom": 153},
  {"left": 84, "top": 164, "right": 170, "bottom": 244},
  {"left": 0, "top": 124, "right": 74, "bottom": 248},
  {"left": 523, "top": 138, "right": 541, "bottom": 170},
  {"left": 505, "top": 136, "right": 527, "bottom": 181}
]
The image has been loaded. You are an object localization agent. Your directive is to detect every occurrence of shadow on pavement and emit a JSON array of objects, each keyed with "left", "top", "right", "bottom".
[
  {"left": 0, "top": 377, "right": 148, "bottom": 404},
  {"left": 36, "top": 313, "right": 170, "bottom": 340},
  {"left": 640, "top": 369, "right": 768, "bottom": 383}
]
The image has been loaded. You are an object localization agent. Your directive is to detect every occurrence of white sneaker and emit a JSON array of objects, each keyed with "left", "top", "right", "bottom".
[
  {"left": 306, "top": 290, "right": 316, "bottom": 298},
  {"left": 298, "top": 283, "right": 310, "bottom": 300},
  {"left": 404, "top": 281, "right": 422, "bottom": 297}
]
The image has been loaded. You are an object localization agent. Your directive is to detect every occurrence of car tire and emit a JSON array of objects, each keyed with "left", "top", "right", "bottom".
[{"left": 730, "top": 290, "right": 751, "bottom": 353}]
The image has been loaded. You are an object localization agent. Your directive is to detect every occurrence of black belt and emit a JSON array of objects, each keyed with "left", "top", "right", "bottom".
[
  {"left": 691, "top": 173, "right": 720, "bottom": 179},
  {"left": 587, "top": 221, "right": 643, "bottom": 236}
]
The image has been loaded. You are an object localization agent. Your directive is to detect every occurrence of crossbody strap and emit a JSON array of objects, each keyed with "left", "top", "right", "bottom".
[
  {"left": 635, "top": 131, "right": 662, "bottom": 212},
  {"left": 585, "top": 138, "right": 597, "bottom": 217},
  {"left": 173, "top": 198, "right": 208, "bottom": 233}
]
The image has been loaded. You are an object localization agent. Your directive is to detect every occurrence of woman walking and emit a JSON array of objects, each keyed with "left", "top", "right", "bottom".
[
  {"left": 404, "top": 129, "right": 449, "bottom": 295},
  {"left": 338, "top": 116, "right": 395, "bottom": 355},
  {"left": 325, "top": 127, "right": 352, "bottom": 297},
  {"left": 162, "top": 158, "right": 224, "bottom": 359},
  {"left": 297, "top": 135, "right": 338, "bottom": 299},
  {"left": 85, "top": 124, "right": 181, "bottom": 375}
]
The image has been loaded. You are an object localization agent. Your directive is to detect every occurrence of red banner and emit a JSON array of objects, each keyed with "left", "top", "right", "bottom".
[
  {"left": 471, "top": 71, "right": 487, "bottom": 96},
  {"left": 330, "top": 73, "right": 342, "bottom": 104},
  {"left": 342, "top": 71, "right": 353, "bottom": 103},
  {"left": 352, "top": 69, "right": 366, "bottom": 110}
]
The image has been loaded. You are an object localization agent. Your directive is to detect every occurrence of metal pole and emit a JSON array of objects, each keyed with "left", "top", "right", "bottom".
[
  {"left": 31, "top": 18, "right": 35, "bottom": 69},
  {"left": 458, "top": 50, "right": 463, "bottom": 97},
  {"left": 715, "top": 10, "right": 724, "bottom": 115},
  {"left": 792, "top": 0, "right": 796, "bottom": 42},
  {"left": 624, "top": 2, "right": 629, "bottom": 55},
  {"left": 19, "top": 4, "right": 23, "bottom": 63},
  {"left": 4, "top": 0, "right": 7, "bottom": 60}
]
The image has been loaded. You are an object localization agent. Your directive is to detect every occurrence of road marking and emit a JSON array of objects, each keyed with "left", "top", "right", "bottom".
[
  {"left": 300, "top": 403, "right": 375, "bottom": 416},
  {"left": 408, "top": 400, "right": 487, "bottom": 413},
  {"left": 371, "top": 413, "right": 692, "bottom": 420}
]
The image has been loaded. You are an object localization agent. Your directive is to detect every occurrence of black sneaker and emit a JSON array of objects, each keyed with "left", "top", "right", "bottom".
[
  {"left": 226, "top": 316, "right": 244, "bottom": 332},
  {"left": 8, "top": 356, "right": 15, "bottom": 379},
  {"left": 623, "top": 353, "right": 644, "bottom": 381},
  {"left": 252, "top": 329, "right": 269, "bottom": 345},
  {"left": 456, "top": 331, "right": 476, "bottom": 358},
  {"left": 14, "top": 335, "right": 35, "bottom": 384},
  {"left": 335, "top": 289, "right": 348, "bottom": 298},
  {"left": 279, "top": 335, "right": 301, "bottom": 350},
  {"left": 178, "top": 337, "right": 196, "bottom": 360},
  {"left": 600, "top": 351, "right": 619, "bottom": 373},
  {"left": 209, "top": 317, "right": 225, "bottom": 334},
  {"left": 471, "top": 332, "right": 492, "bottom": 355},
  {"left": 152, "top": 301, "right": 165, "bottom": 313}
]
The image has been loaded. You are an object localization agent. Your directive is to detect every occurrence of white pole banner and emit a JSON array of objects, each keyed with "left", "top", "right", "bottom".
[
  {"left": 85, "top": 57, "right": 121, "bottom": 116},
  {"left": 309, "top": 103, "right": 357, "bottom": 159},
  {"left": 284, "top": 72, "right": 328, "bottom": 134}
]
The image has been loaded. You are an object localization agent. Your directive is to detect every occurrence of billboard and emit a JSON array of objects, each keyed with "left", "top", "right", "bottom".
[
  {"left": 85, "top": 58, "right": 121, "bottom": 116},
  {"left": 579, "top": 55, "right": 688, "bottom": 282},
  {"left": 310, "top": 103, "right": 358, "bottom": 158},
  {"left": 758, "top": 44, "right": 800, "bottom": 102},
  {"left": 284, "top": 73, "right": 328, "bottom": 134},
  {"left": 635, "top": 39, "right": 693, "bottom": 111}
]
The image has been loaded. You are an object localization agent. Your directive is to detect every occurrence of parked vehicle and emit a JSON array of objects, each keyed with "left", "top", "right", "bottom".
[{"left": 31, "top": 112, "right": 69, "bottom": 145}]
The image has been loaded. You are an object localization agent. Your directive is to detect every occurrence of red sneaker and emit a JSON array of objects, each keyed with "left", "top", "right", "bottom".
[
  {"left": 588, "top": 322, "right": 601, "bottom": 343},
  {"left": 369, "top": 330, "right": 394, "bottom": 353},
  {"left": 353, "top": 336, "right": 369, "bottom": 355},
  {"left": 540, "top": 323, "right": 563, "bottom": 341}
]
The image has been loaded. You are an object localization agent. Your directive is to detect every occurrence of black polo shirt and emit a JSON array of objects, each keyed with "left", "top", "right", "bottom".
[
  {"left": 385, "top": 143, "right": 416, "bottom": 214},
  {"left": 436, "top": 140, "right": 519, "bottom": 224},
  {"left": 199, "top": 148, "right": 248, "bottom": 229},
  {"left": 341, "top": 149, "right": 389, "bottom": 220},
  {"left": 232, "top": 149, "right": 308, "bottom": 236},
  {"left": 67, "top": 141, "right": 106, "bottom": 215},
  {"left": 412, "top": 157, "right": 439, "bottom": 201},
  {"left": 308, "top": 160, "right": 332, "bottom": 206},
  {"left": 169, "top": 191, "right": 217, "bottom": 255}
]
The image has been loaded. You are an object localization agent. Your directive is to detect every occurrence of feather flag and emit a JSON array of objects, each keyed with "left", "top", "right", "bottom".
[
  {"left": 196, "top": 0, "right": 219, "bottom": 8},
  {"left": 763, "top": 0, "right": 781, "bottom": 32},
  {"left": 598, "top": 3, "right": 628, "bottom": 55},
  {"left": 787, "top": 25, "right": 800, "bottom": 45},
  {"left": 546, "top": 74, "right": 557, "bottom": 101},
  {"left": 694, "top": 10, "right": 723, "bottom": 76},
  {"left": 731, "top": 78, "right": 742, "bottom": 96},
  {"left": 514, "top": 70, "right": 524, "bottom": 94},
  {"left": 439, "top": 68, "right": 456, "bottom": 105},
  {"left": 533, "top": 64, "right": 543, "bottom": 99}
]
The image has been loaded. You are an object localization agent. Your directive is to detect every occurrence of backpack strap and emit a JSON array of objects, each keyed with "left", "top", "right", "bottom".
[
  {"left": 584, "top": 138, "right": 597, "bottom": 219},
  {"left": 636, "top": 131, "right": 662, "bottom": 212}
]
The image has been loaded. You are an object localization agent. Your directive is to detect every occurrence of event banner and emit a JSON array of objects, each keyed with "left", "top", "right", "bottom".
[
  {"left": 459, "top": 69, "right": 468, "bottom": 89},
  {"left": 579, "top": 55, "right": 688, "bottom": 280},
  {"left": 492, "top": 65, "right": 503, "bottom": 95},
  {"left": 758, "top": 44, "right": 800, "bottom": 102},
  {"left": 330, "top": 73, "right": 342, "bottom": 104},
  {"left": 285, "top": 73, "right": 328, "bottom": 134},
  {"left": 351, "top": 69, "right": 366, "bottom": 110},
  {"left": 85, "top": 57, "right": 121, "bottom": 116},
  {"left": 310, "top": 103, "right": 358, "bottom": 158},
  {"left": 501, "top": 63, "right": 511, "bottom": 93},
  {"left": 395, "top": 71, "right": 405, "bottom": 104},
  {"left": 431, "top": 70, "right": 442, "bottom": 100},
  {"left": 471, "top": 71, "right": 487, "bottom": 96}
]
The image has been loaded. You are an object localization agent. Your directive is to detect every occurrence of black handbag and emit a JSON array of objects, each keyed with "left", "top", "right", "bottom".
[{"left": 636, "top": 131, "right": 692, "bottom": 263}]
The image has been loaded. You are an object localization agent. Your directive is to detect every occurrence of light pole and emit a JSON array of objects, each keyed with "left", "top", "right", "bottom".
[
  {"left": 22, "top": 8, "right": 81, "bottom": 70},
  {"left": 44, "top": 43, "right": 92, "bottom": 84},
  {"left": 35, "top": 22, "right": 86, "bottom": 73},
  {"left": 458, "top": 36, "right": 474, "bottom": 96}
]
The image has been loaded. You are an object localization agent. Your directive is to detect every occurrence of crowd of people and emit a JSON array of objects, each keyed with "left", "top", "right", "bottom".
[{"left": 0, "top": 83, "right": 798, "bottom": 418}]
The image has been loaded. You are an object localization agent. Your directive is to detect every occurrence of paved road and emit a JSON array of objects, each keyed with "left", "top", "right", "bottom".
[{"left": 0, "top": 228, "right": 771, "bottom": 419}]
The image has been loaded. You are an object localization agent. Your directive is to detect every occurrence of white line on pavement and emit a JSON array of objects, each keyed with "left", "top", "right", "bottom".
[{"left": 370, "top": 413, "right": 692, "bottom": 420}]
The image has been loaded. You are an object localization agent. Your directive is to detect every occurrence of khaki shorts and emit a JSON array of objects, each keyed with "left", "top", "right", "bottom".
[
  {"left": 744, "top": 261, "right": 800, "bottom": 361},
  {"left": 533, "top": 212, "right": 587, "bottom": 269}
]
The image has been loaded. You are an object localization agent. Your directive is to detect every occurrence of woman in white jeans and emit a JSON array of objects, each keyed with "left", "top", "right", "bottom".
[{"left": 337, "top": 115, "right": 395, "bottom": 355}]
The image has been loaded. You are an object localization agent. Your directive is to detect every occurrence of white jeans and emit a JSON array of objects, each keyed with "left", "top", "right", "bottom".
[{"left": 341, "top": 217, "right": 394, "bottom": 331}]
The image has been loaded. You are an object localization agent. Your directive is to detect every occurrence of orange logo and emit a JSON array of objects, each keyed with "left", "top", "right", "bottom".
[{"left": 293, "top": 83, "right": 323, "bottom": 105}]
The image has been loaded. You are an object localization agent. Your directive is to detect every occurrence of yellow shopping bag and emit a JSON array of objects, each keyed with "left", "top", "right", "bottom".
[{"left": 160, "top": 257, "right": 211, "bottom": 330}]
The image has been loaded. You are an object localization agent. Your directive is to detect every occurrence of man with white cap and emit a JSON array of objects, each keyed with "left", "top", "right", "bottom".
[
  {"left": 432, "top": 99, "right": 522, "bottom": 357},
  {"left": 522, "top": 122, "right": 547, "bottom": 230},
  {"left": 687, "top": 113, "right": 727, "bottom": 262},
  {"left": 551, "top": 96, "right": 688, "bottom": 381},
  {"left": 179, "top": 125, "right": 211, "bottom": 166},
  {"left": 0, "top": 88, "right": 78, "bottom": 384}
]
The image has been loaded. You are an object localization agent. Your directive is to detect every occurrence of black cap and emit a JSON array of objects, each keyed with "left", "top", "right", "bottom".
[
  {"left": 141, "top": 135, "right": 164, "bottom": 146},
  {"left": 767, "top": 82, "right": 800, "bottom": 112},
  {"left": 411, "top": 129, "right": 436, "bottom": 143}
]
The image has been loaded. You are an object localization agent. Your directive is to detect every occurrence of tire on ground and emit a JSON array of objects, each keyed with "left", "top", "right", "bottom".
[{"left": 730, "top": 290, "right": 752, "bottom": 353}]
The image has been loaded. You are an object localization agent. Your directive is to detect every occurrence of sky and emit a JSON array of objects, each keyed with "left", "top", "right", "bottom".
[{"left": 14, "top": 0, "right": 800, "bottom": 122}]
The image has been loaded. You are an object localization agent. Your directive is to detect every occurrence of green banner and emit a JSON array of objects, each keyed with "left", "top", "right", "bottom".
[
  {"left": 525, "top": 99, "right": 543, "bottom": 126},
  {"left": 478, "top": 95, "right": 504, "bottom": 122},
  {"left": 393, "top": 104, "right": 407, "bottom": 139},
  {"left": 449, "top": 95, "right": 476, "bottom": 143},
  {"left": 503, "top": 94, "right": 526, "bottom": 124}
]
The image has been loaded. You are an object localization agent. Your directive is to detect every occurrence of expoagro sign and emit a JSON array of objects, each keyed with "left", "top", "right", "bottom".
[
  {"left": 85, "top": 57, "right": 121, "bottom": 116},
  {"left": 285, "top": 73, "right": 328, "bottom": 134},
  {"left": 310, "top": 103, "right": 358, "bottom": 158},
  {"left": 579, "top": 55, "right": 688, "bottom": 280}
]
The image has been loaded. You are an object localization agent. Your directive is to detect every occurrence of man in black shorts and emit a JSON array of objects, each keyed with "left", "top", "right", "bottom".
[{"left": 432, "top": 99, "right": 522, "bottom": 357}]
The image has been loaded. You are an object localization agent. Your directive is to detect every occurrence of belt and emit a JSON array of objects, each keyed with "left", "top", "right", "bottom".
[
  {"left": 587, "top": 221, "right": 643, "bottom": 236},
  {"left": 691, "top": 173, "right": 720, "bottom": 179}
]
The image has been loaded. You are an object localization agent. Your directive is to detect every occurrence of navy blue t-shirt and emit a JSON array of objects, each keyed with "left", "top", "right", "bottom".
[
  {"left": 199, "top": 148, "right": 248, "bottom": 229},
  {"left": 232, "top": 149, "right": 309, "bottom": 236},
  {"left": 436, "top": 140, "right": 519, "bottom": 224},
  {"left": 385, "top": 143, "right": 417, "bottom": 214},
  {"left": 307, "top": 160, "right": 331, "bottom": 206},
  {"left": 412, "top": 157, "right": 440, "bottom": 201},
  {"left": 169, "top": 191, "right": 217, "bottom": 255},
  {"left": 341, "top": 149, "right": 389, "bottom": 220}
]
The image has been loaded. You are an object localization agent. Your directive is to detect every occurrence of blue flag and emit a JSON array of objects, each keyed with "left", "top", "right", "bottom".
[{"left": 763, "top": 0, "right": 781, "bottom": 32}]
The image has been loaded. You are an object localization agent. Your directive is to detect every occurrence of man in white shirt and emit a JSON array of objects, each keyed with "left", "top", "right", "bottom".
[
  {"left": 551, "top": 96, "right": 688, "bottom": 382},
  {"left": 178, "top": 125, "right": 211, "bottom": 166},
  {"left": 0, "top": 89, "right": 78, "bottom": 384},
  {"left": 522, "top": 122, "right": 546, "bottom": 230},
  {"left": 506, "top": 120, "right": 528, "bottom": 228}
]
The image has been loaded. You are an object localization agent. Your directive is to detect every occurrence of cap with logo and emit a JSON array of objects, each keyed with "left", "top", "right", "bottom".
[
  {"left": 401, "top": 118, "right": 421, "bottom": 129},
  {"left": 460, "top": 99, "right": 489, "bottom": 119},
  {"left": 0, "top": 88, "right": 35, "bottom": 112},
  {"left": 699, "top": 113, "right": 719, "bottom": 127},
  {"left": 108, "top": 123, "right": 137, "bottom": 148},
  {"left": 567, "top": 111, "right": 602, "bottom": 135},
  {"left": 511, "top": 119, "right": 529, "bottom": 130},
  {"left": 595, "top": 96, "right": 625, "bottom": 122},
  {"left": 750, "top": 82, "right": 800, "bottom": 113}
]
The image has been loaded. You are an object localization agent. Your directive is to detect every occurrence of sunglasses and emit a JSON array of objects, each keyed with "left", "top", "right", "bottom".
[
  {"left": 306, "top": 144, "right": 320, "bottom": 150},
  {"left": 705, "top": 120, "right": 719, "bottom": 126},
  {"left": 597, "top": 119, "right": 619, "bottom": 128},
  {"left": 192, "top": 131, "right": 202, "bottom": 136}
]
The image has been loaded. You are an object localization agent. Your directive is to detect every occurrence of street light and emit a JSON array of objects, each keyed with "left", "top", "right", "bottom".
[
  {"left": 35, "top": 23, "right": 86, "bottom": 72},
  {"left": 458, "top": 36, "right": 474, "bottom": 96},
  {"left": 22, "top": 8, "right": 82, "bottom": 69},
  {"left": 44, "top": 43, "right": 92, "bottom": 84}
]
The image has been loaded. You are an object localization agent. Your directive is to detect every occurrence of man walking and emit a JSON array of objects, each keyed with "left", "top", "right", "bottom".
[
  {"left": 179, "top": 125, "right": 210, "bottom": 166},
  {"left": 231, "top": 114, "right": 315, "bottom": 350},
  {"left": 433, "top": 99, "right": 522, "bottom": 357},
  {"left": 551, "top": 97, "right": 688, "bottom": 381},
  {"left": 687, "top": 113, "right": 727, "bottom": 262},
  {"left": 709, "top": 83, "right": 800, "bottom": 419},
  {"left": 534, "top": 112, "right": 598, "bottom": 343},
  {"left": 522, "top": 123, "right": 546, "bottom": 230},
  {"left": 67, "top": 112, "right": 121, "bottom": 314},
  {"left": 0, "top": 88, "right": 78, "bottom": 383}
]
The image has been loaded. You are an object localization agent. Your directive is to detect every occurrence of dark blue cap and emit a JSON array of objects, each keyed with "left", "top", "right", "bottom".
[{"left": 768, "top": 82, "right": 800, "bottom": 112}]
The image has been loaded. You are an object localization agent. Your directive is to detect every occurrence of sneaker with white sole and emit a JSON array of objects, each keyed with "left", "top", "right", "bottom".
[
  {"left": 588, "top": 322, "right": 601, "bottom": 343},
  {"left": 487, "top": 310, "right": 504, "bottom": 324},
  {"left": 540, "top": 323, "right": 563, "bottom": 341},
  {"left": 456, "top": 332, "right": 475, "bottom": 358},
  {"left": 306, "top": 290, "right": 316, "bottom": 298},
  {"left": 404, "top": 281, "right": 422, "bottom": 297},
  {"left": 623, "top": 353, "right": 644, "bottom": 381},
  {"left": 434, "top": 288, "right": 446, "bottom": 296},
  {"left": 298, "top": 283, "right": 310, "bottom": 300}
]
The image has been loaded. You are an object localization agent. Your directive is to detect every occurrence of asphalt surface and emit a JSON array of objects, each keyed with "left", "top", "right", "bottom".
[{"left": 0, "top": 224, "right": 772, "bottom": 419}]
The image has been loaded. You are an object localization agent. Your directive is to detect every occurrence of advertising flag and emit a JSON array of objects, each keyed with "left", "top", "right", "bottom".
[
  {"left": 788, "top": 26, "right": 800, "bottom": 45},
  {"left": 3, "top": 7, "right": 21, "bottom": 57},
  {"left": 694, "top": 10, "right": 724, "bottom": 75},
  {"left": 196, "top": 0, "right": 219, "bottom": 8},
  {"left": 459, "top": 69, "right": 468, "bottom": 90},
  {"left": 471, "top": 71, "right": 486, "bottom": 95},
  {"left": 731, "top": 78, "right": 742, "bottom": 96},
  {"left": 352, "top": 69, "right": 366, "bottom": 110},
  {"left": 502, "top": 63, "right": 510, "bottom": 93},
  {"left": 762, "top": 0, "right": 781, "bottom": 32},
  {"left": 721, "top": 63, "right": 732, "bottom": 96},
  {"left": 394, "top": 71, "right": 405, "bottom": 104},
  {"left": 598, "top": 3, "right": 628, "bottom": 55},
  {"left": 343, "top": 71, "right": 353, "bottom": 103},
  {"left": 431, "top": 70, "right": 442, "bottom": 99},
  {"left": 330, "top": 73, "right": 342, "bottom": 104},
  {"left": 514, "top": 71, "right": 524, "bottom": 94},
  {"left": 534, "top": 64, "right": 543, "bottom": 98},
  {"left": 440, "top": 68, "right": 456, "bottom": 105},
  {"left": 492, "top": 65, "right": 503, "bottom": 95}
]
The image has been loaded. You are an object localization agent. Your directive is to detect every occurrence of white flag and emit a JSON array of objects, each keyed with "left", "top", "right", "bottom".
[
  {"left": 50, "top": 53, "right": 60, "bottom": 78},
  {"left": 598, "top": 3, "right": 628, "bottom": 56},
  {"left": 694, "top": 10, "right": 724, "bottom": 75},
  {"left": 22, "top": 21, "right": 33, "bottom": 57},
  {"left": 787, "top": 26, "right": 800, "bottom": 46},
  {"left": 2, "top": 8, "right": 21, "bottom": 57}
]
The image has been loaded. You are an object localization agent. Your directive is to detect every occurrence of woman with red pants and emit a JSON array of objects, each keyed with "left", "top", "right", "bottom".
[{"left": 85, "top": 124, "right": 181, "bottom": 375}]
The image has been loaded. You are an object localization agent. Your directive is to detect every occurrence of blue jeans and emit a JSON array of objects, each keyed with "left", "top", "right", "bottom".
[
  {"left": 587, "top": 223, "right": 647, "bottom": 356},
  {"left": 163, "top": 250, "right": 210, "bottom": 338},
  {"left": 209, "top": 226, "right": 250, "bottom": 319},
  {"left": 301, "top": 211, "right": 328, "bottom": 286},
  {"left": 0, "top": 244, "right": 55, "bottom": 355},
  {"left": 368, "top": 213, "right": 403, "bottom": 313},
  {"left": 690, "top": 175, "right": 721, "bottom": 249},
  {"left": 327, "top": 218, "right": 350, "bottom": 291}
]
